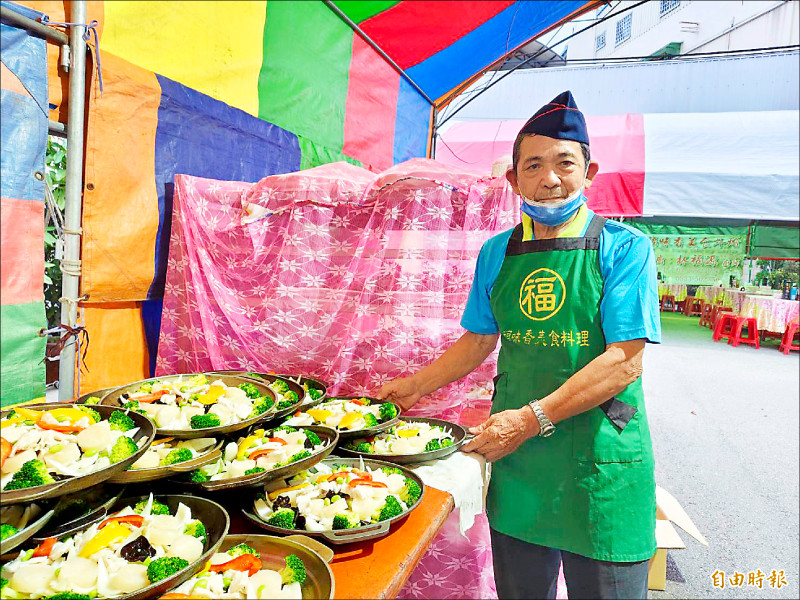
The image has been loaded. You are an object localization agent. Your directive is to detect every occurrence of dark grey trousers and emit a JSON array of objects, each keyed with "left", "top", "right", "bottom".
[{"left": 490, "top": 528, "right": 650, "bottom": 600}]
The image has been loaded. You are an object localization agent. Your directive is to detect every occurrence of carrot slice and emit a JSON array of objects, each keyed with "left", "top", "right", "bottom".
[
  {"left": 1, "top": 438, "right": 11, "bottom": 467},
  {"left": 208, "top": 553, "right": 262, "bottom": 576},
  {"left": 133, "top": 389, "right": 170, "bottom": 403},
  {"left": 31, "top": 536, "right": 58, "bottom": 558},
  {"left": 99, "top": 515, "right": 145, "bottom": 530}
]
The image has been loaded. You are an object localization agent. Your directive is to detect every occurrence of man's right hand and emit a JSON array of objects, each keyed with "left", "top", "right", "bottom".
[{"left": 376, "top": 376, "right": 423, "bottom": 411}]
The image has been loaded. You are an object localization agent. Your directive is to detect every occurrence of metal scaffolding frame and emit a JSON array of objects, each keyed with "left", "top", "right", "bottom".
[{"left": 1, "top": 1, "right": 87, "bottom": 400}]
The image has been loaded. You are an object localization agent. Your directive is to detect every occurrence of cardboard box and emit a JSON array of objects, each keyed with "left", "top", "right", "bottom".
[{"left": 647, "top": 486, "right": 708, "bottom": 590}]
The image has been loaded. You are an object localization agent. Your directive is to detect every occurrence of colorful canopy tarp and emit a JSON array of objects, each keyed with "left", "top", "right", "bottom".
[
  {"left": 1, "top": 1, "right": 48, "bottom": 405},
  {"left": 436, "top": 111, "right": 800, "bottom": 220}
]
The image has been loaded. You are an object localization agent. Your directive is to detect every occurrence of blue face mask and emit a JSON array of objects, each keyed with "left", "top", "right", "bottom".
[{"left": 519, "top": 187, "right": 586, "bottom": 227}]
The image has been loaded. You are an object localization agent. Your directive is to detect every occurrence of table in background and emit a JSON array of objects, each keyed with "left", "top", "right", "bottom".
[
  {"left": 695, "top": 286, "right": 726, "bottom": 304},
  {"left": 740, "top": 295, "right": 800, "bottom": 334},
  {"left": 723, "top": 288, "right": 776, "bottom": 313},
  {"left": 658, "top": 284, "right": 687, "bottom": 301},
  {"left": 228, "top": 486, "right": 455, "bottom": 599}
]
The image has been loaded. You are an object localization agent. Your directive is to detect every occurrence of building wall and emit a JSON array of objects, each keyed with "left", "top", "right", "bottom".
[{"left": 545, "top": 0, "right": 798, "bottom": 61}]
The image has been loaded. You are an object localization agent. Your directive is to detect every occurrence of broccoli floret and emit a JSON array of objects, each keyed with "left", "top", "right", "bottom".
[
  {"left": 0, "top": 578, "right": 7, "bottom": 590},
  {"left": 110, "top": 436, "right": 138, "bottom": 463},
  {"left": 76, "top": 406, "right": 101, "bottom": 423},
  {"left": 303, "top": 430, "right": 322, "bottom": 447},
  {"left": 287, "top": 450, "right": 311, "bottom": 463},
  {"left": 332, "top": 513, "right": 360, "bottom": 530},
  {"left": 279, "top": 554, "right": 307, "bottom": 585},
  {"left": 238, "top": 382, "right": 262, "bottom": 399},
  {"left": 362, "top": 413, "right": 379, "bottom": 428},
  {"left": 226, "top": 542, "right": 260, "bottom": 558},
  {"left": 269, "top": 380, "right": 290, "bottom": 394},
  {"left": 399, "top": 477, "right": 422, "bottom": 505},
  {"left": 380, "top": 466, "right": 404, "bottom": 476},
  {"left": 244, "top": 466, "right": 265, "bottom": 475},
  {"left": 424, "top": 439, "right": 441, "bottom": 452},
  {"left": 246, "top": 372, "right": 265, "bottom": 380},
  {"left": 146, "top": 556, "right": 189, "bottom": 583},
  {"left": 351, "top": 441, "right": 373, "bottom": 453},
  {"left": 272, "top": 425, "right": 297, "bottom": 433},
  {"left": 134, "top": 499, "right": 170, "bottom": 515},
  {"left": 159, "top": 447, "right": 193, "bottom": 466},
  {"left": 121, "top": 399, "right": 147, "bottom": 415},
  {"left": 0, "top": 523, "right": 18, "bottom": 540},
  {"left": 379, "top": 495, "right": 404, "bottom": 521},
  {"left": 190, "top": 413, "right": 221, "bottom": 429},
  {"left": 184, "top": 520, "right": 207, "bottom": 545},
  {"left": 185, "top": 470, "right": 210, "bottom": 483},
  {"left": 379, "top": 403, "right": 398, "bottom": 421},
  {"left": 44, "top": 593, "right": 92, "bottom": 600},
  {"left": 4, "top": 459, "right": 55, "bottom": 490},
  {"left": 249, "top": 396, "right": 275, "bottom": 417},
  {"left": 276, "top": 398, "right": 295, "bottom": 410},
  {"left": 265, "top": 508, "right": 295, "bottom": 529},
  {"left": 441, "top": 438, "right": 453, "bottom": 448},
  {"left": 108, "top": 410, "right": 136, "bottom": 432},
  {"left": 303, "top": 383, "right": 323, "bottom": 400},
  {"left": 137, "top": 382, "right": 155, "bottom": 393},
  {"left": 84, "top": 396, "right": 101, "bottom": 405}
]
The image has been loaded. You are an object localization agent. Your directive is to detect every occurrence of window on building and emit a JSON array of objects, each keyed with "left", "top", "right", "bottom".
[
  {"left": 615, "top": 14, "right": 632, "bottom": 46},
  {"left": 595, "top": 31, "right": 606, "bottom": 51},
  {"left": 659, "top": 0, "right": 681, "bottom": 17}
]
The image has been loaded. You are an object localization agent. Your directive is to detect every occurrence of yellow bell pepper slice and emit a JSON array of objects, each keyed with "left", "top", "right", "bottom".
[
  {"left": 236, "top": 435, "right": 261, "bottom": 460},
  {"left": 267, "top": 482, "right": 310, "bottom": 501},
  {"left": 79, "top": 522, "right": 133, "bottom": 557},
  {"left": 7, "top": 407, "right": 43, "bottom": 423},
  {"left": 338, "top": 412, "right": 362, "bottom": 430},
  {"left": 49, "top": 407, "right": 96, "bottom": 424},
  {"left": 397, "top": 429, "right": 419, "bottom": 438},
  {"left": 306, "top": 409, "right": 332, "bottom": 423},
  {"left": 197, "top": 384, "right": 226, "bottom": 405}
]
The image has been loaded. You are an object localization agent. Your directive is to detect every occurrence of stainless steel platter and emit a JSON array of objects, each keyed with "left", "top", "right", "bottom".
[
  {"left": 101, "top": 373, "right": 278, "bottom": 439},
  {"left": 241, "top": 457, "right": 425, "bottom": 545},
  {"left": 174, "top": 426, "right": 338, "bottom": 492},
  {"left": 163, "top": 533, "right": 335, "bottom": 599},
  {"left": 336, "top": 416, "right": 469, "bottom": 464},
  {"left": 0, "top": 498, "right": 58, "bottom": 554},
  {"left": 0, "top": 404, "right": 155, "bottom": 505}
]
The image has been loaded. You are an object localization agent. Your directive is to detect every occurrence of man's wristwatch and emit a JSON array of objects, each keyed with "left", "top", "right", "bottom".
[{"left": 527, "top": 400, "right": 556, "bottom": 437}]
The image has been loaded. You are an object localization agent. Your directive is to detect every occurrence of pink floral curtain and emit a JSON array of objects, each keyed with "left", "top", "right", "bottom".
[{"left": 157, "top": 158, "right": 521, "bottom": 598}]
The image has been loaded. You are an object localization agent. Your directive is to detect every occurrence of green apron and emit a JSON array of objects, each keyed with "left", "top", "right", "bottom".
[{"left": 487, "top": 214, "right": 656, "bottom": 562}]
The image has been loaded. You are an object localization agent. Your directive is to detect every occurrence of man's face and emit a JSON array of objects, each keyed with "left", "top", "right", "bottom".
[{"left": 506, "top": 135, "right": 597, "bottom": 203}]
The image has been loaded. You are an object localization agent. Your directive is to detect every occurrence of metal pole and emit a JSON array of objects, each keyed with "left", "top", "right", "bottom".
[
  {"left": 0, "top": 5, "right": 69, "bottom": 45},
  {"left": 321, "top": 0, "right": 435, "bottom": 106},
  {"left": 58, "top": 0, "right": 87, "bottom": 400}
]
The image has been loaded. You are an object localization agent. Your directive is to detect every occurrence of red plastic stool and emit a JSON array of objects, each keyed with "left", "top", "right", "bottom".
[
  {"left": 779, "top": 321, "right": 800, "bottom": 355},
  {"left": 713, "top": 313, "right": 739, "bottom": 342},
  {"left": 684, "top": 296, "right": 704, "bottom": 317},
  {"left": 675, "top": 299, "right": 686, "bottom": 314},
  {"left": 712, "top": 306, "right": 733, "bottom": 328},
  {"left": 698, "top": 303, "right": 715, "bottom": 328},
  {"left": 729, "top": 317, "right": 759, "bottom": 349},
  {"left": 660, "top": 294, "right": 676, "bottom": 312}
]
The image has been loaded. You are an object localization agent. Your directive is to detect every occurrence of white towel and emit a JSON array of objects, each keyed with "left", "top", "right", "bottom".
[{"left": 408, "top": 450, "right": 491, "bottom": 537}]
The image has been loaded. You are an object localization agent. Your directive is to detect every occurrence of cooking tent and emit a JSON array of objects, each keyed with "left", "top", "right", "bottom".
[{"left": 2, "top": 0, "right": 599, "bottom": 401}]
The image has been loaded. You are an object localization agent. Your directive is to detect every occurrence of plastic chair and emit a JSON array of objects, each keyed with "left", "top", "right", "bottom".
[
  {"left": 683, "top": 296, "right": 704, "bottom": 317},
  {"left": 660, "top": 295, "right": 676, "bottom": 312},
  {"left": 712, "top": 313, "right": 739, "bottom": 342},
  {"left": 712, "top": 306, "right": 733, "bottom": 329},
  {"left": 779, "top": 321, "right": 799, "bottom": 355},
  {"left": 698, "top": 303, "right": 715, "bottom": 328},
  {"left": 729, "top": 317, "right": 759, "bottom": 349}
]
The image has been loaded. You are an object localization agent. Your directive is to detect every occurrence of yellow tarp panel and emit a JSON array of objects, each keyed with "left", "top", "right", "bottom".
[
  {"left": 101, "top": 0, "right": 266, "bottom": 117},
  {"left": 79, "top": 302, "right": 149, "bottom": 395}
]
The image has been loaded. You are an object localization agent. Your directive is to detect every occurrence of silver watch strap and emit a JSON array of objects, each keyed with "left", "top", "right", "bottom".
[{"left": 528, "top": 400, "right": 555, "bottom": 437}]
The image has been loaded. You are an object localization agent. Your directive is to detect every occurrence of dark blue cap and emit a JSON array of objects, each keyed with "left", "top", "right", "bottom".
[{"left": 518, "top": 91, "right": 589, "bottom": 145}]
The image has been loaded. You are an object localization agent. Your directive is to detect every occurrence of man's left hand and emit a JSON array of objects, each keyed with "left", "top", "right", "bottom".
[{"left": 462, "top": 408, "right": 540, "bottom": 462}]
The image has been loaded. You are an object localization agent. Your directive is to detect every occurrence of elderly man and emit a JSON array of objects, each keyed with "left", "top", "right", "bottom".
[{"left": 378, "top": 91, "right": 660, "bottom": 599}]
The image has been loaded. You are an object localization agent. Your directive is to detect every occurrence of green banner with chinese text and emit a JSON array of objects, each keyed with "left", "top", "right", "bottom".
[{"left": 648, "top": 234, "right": 747, "bottom": 285}]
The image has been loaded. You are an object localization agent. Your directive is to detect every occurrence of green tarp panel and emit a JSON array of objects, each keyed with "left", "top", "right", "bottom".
[
  {"left": 1, "top": 302, "right": 47, "bottom": 407},
  {"left": 750, "top": 221, "right": 800, "bottom": 259}
]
